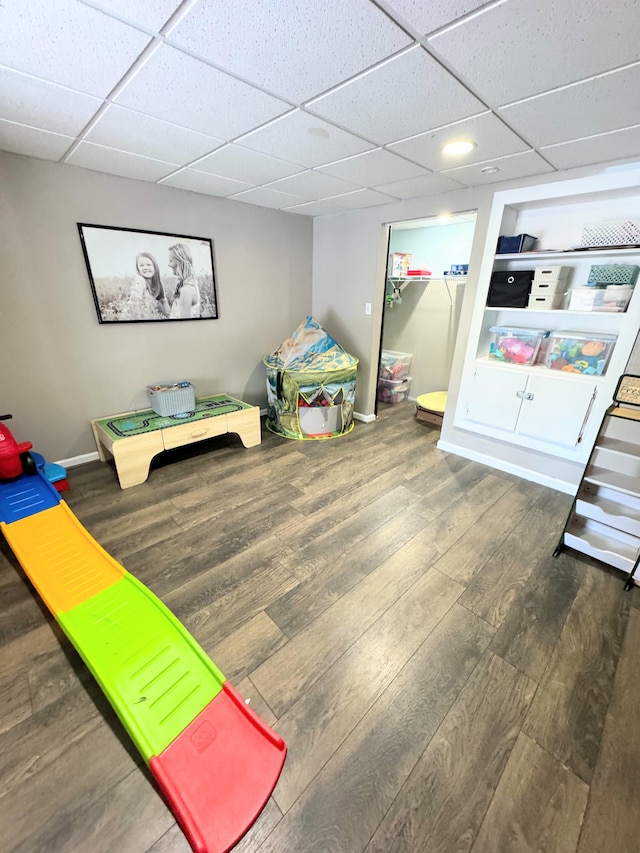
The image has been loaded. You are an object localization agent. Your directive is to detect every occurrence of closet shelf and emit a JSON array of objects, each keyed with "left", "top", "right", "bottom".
[
  {"left": 387, "top": 276, "right": 456, "bottom": 304},
  {"left": 474, "top": 357, "right": 606, "bottom": 382},
  {"left": 495, "top": 247, "right": 640, "bottom": 261}
]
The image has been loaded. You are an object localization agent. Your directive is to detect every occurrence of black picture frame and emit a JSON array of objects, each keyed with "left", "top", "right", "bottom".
[
  {"left": 77, "top": 223, "right": 218, "bottom": 323},
  {"left": 614, "top": 374, "right": 640, "bottom": 406}
]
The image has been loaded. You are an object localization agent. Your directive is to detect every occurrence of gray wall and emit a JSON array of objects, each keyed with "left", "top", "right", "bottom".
[{"left": 0, "top": 152, "right": 312, "bottom": 461}]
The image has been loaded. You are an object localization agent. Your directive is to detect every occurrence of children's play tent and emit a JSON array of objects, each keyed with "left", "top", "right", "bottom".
[{"left": 264, "top": 316, "right": 358, "bottom": 440}]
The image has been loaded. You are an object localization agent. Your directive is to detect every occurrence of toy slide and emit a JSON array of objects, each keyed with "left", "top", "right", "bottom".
[{"left": 0, "top": 472, "right": 286, "bottom": 853}]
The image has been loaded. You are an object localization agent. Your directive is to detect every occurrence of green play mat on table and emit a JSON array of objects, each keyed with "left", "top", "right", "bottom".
[{"left": 96, "top": 395, "right": 251, "bottom": 440}]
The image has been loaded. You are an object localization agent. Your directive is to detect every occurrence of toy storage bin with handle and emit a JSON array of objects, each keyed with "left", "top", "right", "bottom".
[
  {"left": 488, "top": 326, "right": 550, "bottom": 366},
  {"left": 379, "top": 350, "right": 413, "bottom": 381},
  {"left": 545, "top": 332, "right": 617, "bottom": 375},
  {"left": 146, "top": 382, "right": 196, "bottom": 416},
  {"left": 378, "top": 376, "right": 412, "bottom": 404}
]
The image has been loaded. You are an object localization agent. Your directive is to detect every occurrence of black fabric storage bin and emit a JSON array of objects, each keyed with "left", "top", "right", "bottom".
[{"left": 487, "top": 270, "right": 535, "bottom": 308}]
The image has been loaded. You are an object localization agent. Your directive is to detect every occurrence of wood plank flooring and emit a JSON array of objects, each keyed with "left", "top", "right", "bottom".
[{"left": 1, "top": 400, "right": 639, "bottom": 853}]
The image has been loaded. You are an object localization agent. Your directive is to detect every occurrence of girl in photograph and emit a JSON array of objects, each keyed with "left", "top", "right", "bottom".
[
  {"left": 168, "top": 243, "right": 201, "bottom": 319},
  {"left": 126, "top": 252, "right": 170, "bottom": 320}
]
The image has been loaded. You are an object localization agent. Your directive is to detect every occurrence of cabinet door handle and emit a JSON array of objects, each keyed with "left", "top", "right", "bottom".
[{"left": 516, "top": 391, "right": 534, "bottom": 400}]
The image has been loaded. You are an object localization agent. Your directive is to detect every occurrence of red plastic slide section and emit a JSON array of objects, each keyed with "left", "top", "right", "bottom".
[{"left": 150, "top": 682, "right": 286, "bottom": 853}]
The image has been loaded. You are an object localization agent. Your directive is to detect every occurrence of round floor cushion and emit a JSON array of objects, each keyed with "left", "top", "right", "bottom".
[{"left": 416, "top": 391, "right": 447, "bottom": 413}]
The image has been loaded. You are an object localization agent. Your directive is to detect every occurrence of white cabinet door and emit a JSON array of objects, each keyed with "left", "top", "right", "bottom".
[
  {"left": 516, "top": 373, "right": 597, "bottom": 448},
  {"left": 466, "top": 364, "right": 526, "bottom": 432}
]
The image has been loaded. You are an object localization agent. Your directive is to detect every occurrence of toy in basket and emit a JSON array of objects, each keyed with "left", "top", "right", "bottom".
[{"left": 146, "top": 382, "right": 196, "bottom": 417}]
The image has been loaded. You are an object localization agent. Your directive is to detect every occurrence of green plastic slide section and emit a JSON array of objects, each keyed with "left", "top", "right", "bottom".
[{"left": 58, "top": 573, "right": 225, "bottom": 761}]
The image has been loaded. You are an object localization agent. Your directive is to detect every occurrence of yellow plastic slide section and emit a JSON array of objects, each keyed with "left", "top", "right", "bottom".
[{"left": 2, "top": 502, "right": 125, "bottom": 614}]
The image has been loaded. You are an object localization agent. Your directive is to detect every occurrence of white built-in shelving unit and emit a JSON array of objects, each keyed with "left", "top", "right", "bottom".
[{"left": 451, "top": 170, "right": 640, "bottom": 485}]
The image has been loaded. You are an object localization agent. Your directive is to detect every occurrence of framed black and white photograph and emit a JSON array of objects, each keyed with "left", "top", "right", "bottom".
[{"left": 78, "top": 223, "right": 218, "bottom": 323}]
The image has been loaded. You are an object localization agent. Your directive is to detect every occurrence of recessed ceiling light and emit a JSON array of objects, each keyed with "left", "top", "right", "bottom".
[
  {"left": 481, "top": 166, "right": 499, "bottom": 174},
  {"left": 442, "top": 140, "right": 476, "bottom": 157}
]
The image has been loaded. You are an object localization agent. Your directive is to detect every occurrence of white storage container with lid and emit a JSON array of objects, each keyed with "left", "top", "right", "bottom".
[
  {"left": 488, "top": 326, "right": 550, "bottom": 366},
  {"left": 546, "top": 331, "right": 617, "bottom": 375},
  {"left": 527, "top": 293, "right": 564, "bottom": 309},
  {"left": 533, "top": 265, "right": 569, "bottom": 282}
]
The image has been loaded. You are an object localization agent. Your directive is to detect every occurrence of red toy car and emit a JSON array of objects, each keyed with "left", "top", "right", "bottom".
[{"left": 0, "top": 414, "right": 36, "bottom": 480}]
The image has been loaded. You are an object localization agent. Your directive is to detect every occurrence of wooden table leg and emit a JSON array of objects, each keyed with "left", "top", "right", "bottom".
[
  {"left": 227, "top": 407, "right": 261, "bottom": 448},
  {"left": 111, "top": 433, "right": 164, "bottom": 489}
]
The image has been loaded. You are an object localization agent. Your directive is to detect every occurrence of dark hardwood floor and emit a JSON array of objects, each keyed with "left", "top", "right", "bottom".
[{"left": 1, "top": 400, "right": 638, "bottom": 853}]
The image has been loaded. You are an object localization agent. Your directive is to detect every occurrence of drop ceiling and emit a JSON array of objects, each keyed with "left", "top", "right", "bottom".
[{"left": 1, "top": 0, "right": 639, "bottom": 216}]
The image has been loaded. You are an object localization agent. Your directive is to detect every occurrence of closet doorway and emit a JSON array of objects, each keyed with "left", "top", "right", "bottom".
[{"left": 376, "top": 211, "right": 477, "bottom": 416}]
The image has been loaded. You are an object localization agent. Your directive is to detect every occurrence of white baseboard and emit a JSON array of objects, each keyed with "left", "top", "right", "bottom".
[
  {"left": 354, "top": 411, "right": 376, "bottom": 424},
  {"left": 436, "top": 439, "right": 577, "bottom": 495},
  {"left": 57, "top": 451, "right": 100, "bottom": 468}
]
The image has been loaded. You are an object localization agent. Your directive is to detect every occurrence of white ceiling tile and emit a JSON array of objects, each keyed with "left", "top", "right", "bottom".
[
  {"left": 429, "top": 0, "right": 640, "bottom": 105},
  {"left": 441, "top": 150, "right": 555, "bottom": 186},
  {"left": 115, "top": 45, "right": 291, "bottom": 140},
  {"left": 540, "top": 125, "right": 640, "bottom": 171},
  {"left": 374, "top": 172, "right": 464, "bottom": 199},
  {"left": 85, "top": 104, "right": 224, "bottom": 165},
  {"left": 239, "top": 111, "right": 374, "bottom": 168},
  {"left": 0, "top": 0, "right": 152, "bottom": 97},
  {"left": 322, "top": 188, "right": 400, "bottom": 209},
  {"left": 307, "top": 48, "right": 485, "bottom": 145},
  {"left": 167, "top": 0, "right": 412, "bottom": 103},
  {"left": 195, "top": 145, "right": 304, "bottom": 184},
  {"left": 0, "top": 67, "right": 103, "bottom": 136},
  {"left": 317, "top": 148, "right": 428, "bottom": 186},
  {"left": 79, "top": 0, "right": 180, "bottom": 31},
  {"left": 384, "top": 0, "right": 494, "bottom": 35},
  {"left": 159, "top": 168, "right": 253, "bottom": 197},
  {"left": 388, "top": 112, "right": 529, "bottom": 171},
  {"left": 228, "top": 187, "right": 308, "bottom": 210},
  {"left": 0, "top": 119, "right": 73, "bottom": 161},
  {"left": 499, "top": 65, "right": 640, "bottom": 147},
  {"left": 266, "top": 170, "right": 360, "bottom": 201},
  {"left": 283, "top": 200, "right": 347, "bottom": 216},
  {"left": 66, "top": 141, "right": 177, "bottom": 181}
]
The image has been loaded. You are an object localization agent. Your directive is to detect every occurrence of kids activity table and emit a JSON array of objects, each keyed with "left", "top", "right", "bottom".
[{"left": 91, "top": 394, "right": 261, "bottom": 488}]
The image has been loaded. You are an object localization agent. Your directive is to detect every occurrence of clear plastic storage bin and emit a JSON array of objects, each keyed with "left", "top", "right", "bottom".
[
  {"left": 379, "top": 350, "right": 413, "bottom": 381},
  {"left": 378, "top": 376, "right": 412, "bottom": 404},
  {"left": 488, "top": 326, "right": 550, "bottom": 366},
  {"left": 546, "top": 332, "right": 617, "bottom": 375},
  {"left": 568, "top": 285, "right": 634, "bottom": 313}
]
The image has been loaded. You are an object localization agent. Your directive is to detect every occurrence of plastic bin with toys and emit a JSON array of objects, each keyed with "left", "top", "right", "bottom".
[
  {"left": 379, "top": 350, "right": 413, "bottom": 381},
  {"left": 378, "top": 376, "right": 412, "bottom": 404},
  {"left": 545, "top": 332, "right": 617, "bottom": 375},
  {"left": 488, "top": 326, "right": 550, "bottom": 366}
]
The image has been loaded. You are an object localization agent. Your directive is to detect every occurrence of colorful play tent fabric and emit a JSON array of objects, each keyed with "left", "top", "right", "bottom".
[{"left": 264, "top": 316, "right": 358, "bottom": 440}]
